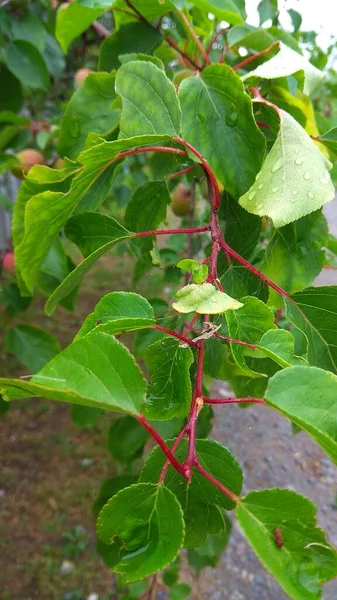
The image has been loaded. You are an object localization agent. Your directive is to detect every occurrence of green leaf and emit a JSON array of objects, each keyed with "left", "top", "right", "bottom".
[
  {"left": 115, "top": 61, "right": 181, "bottom": 137},
  {"left": 58, "top": 72, "right": 120, "bottom": 160},
  {"left": 99, "top": 22, "right": 162, "bottom": 71},
  {"left": 0, "top": 331, "right": 147, "bottom": 415},
  {"left": 0, "top": 153, "right": 20, "bottom": 174},
  {"left": 97, "top": 483, "right": 184, "bottom": 582},
  {"left": 3, "top": 40, "right": 49, "bottom": 90},
  {"left": 258, "top": 329, "right": 308, "bottom": 368},
  {"left": 177, "top": 259, "right": 208, "bottom": 284},
  {"left": 173, "top": 283, "right": 243, "bottom": 314},
  {"left": 70, "top": 405, "right": 101, "bottom": 428},
  {"left": 92, "top": 475, "right": 138, "bottom": 517},
  {"left": 258, "top": 0, "right": 278, "bottom": 25},
  {"left": 288, "top": 8, "right": 302, "bottom": 32},
  {"left": 242, "top": 43, "right": 324, "bottom": 96},
  {"left": 317, "top": 127, "right": 337, "bottom": 155},
  {"left": 108, "top": 415, "right": 149, "bottom": 463},
  {"left": 179, "top": 64, "right": 265, "bottom": 198},
  {"left": 259, "top": 210, "right": 329, "bottom": 309},
  {"left": 56, "top": 2, "right": 105, "bottom": 53},
  {"left": 187, "top": 516, "right": 232, "bottom": 575},
  {"left": 169, "top": 583, "right": 191, "bottom": 600},
  {"left": 141, "top": 438, "right": 243, "bottom": 512},
  {"left": 266, "top": 365, "right": 337, "bottom": 464},
  {"left": 0, "top": 67, "right": 23, "bottom": 112},
  {"left": 144, "top": 338, "right": 194, "bottom": 420},
  {"left": 228, "top": 24, "right": 275, "bottom": 51},
  {"left": 219, "top": 193, "right": 261, "bottom": 259},
  {"left": 5, "top": 325, "right": 60, "bottom": 373},
  {"left": 45, "top": 214, "right": 131, "bottom": 314},
  {"left": 225, "top": 296, "right": 276, "bottom": 377},
  {"left": 184, "top": 0, "right": 245, "bottom": 22},
  {"left": 284, "top": 286, "right": 337, "bottom": 373},
  {"left": 239, "top": 109, "right": 335, "bottom": 227},
  {"left": 75, "top": 291, "right": 155, "bottom": 339},
  {"left": 125, "top": 181, "right": 171, "bottom": 257},
  {"left": 10, "top": 12, "right": 47, "bottom": 52},
  {"left": 43, "top": 33, "right": 65, "bottom": 79},
  {"left": 236, "top": 488, "right": 337, "bottom": 599}
]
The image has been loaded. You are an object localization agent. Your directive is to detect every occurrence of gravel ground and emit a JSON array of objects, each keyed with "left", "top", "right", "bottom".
[{"left": 185, "top": 199, "right": 337, "bottom": 600}]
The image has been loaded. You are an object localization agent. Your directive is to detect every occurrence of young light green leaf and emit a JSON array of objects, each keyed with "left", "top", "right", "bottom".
[
  {"left": 3, "top": 40, "right": 49, "bottom": 90},
  {"left": 75, "top": 291, "right": 155, "bottom": 339},
  {"left": 266, "top": 365, "right": 337, "bottom": 464},
  {"left": 284, "top": 286, "right": 337, "bottom": 373},
  {"left": 58, "top": 72, "right": 120, "bottom": 160},
  {"left": 258, "top": 329, "right": 308, "bottom": 368},
  {"left": 99, "top": 22, "right": 162, "bottom": 71},
  {"left": 241, "top": 42, "right": 324, "bottom": 95},
  {"left": 56, "top": 2, "right": 105, "bottom": 53},
  {"left": 5, "top": 325, "right": 60, "bottom": 373},
  {"left": 259, "top": 210, "right": 328, "bottom": 309},
  {"left": 0, "top": 331, "right": 147, "bottom": 415},
  {"left": 317, "top": 127, "right": 337, "bottom": 155},
  {"left": 125, "top": 181, "right": 171, "bottom": 257},
  {"left": 179, "top": 64, "right": 265, "bottom": 198},
  {"left": 173, "top": 283, "right": 243, "bottom": 314},
  {"left": 97, "top": 483, "right": 184, "bottom": 582},
  {"left": 45, "top": 214, "right": 131, "bottom": 314},
  {"left": 177, "top": 259, "right": 208, "bottom": 284},
  {"left": 115, "top": 61, "right": 181, "bottom": 137},
  {"left": 236, "top": 488, "right": 337, "bottom": 599},
  {"left": 239, "top": 109, "right": 335, "bottom": 227},
  {"left": 144, "top": 338, "right": 194, "bottom": 420},
  {"left": 225, "top": 296, "right": 276, "bottom": 377},
  {"left": 141, "top": 438, "right": 243, "bottom": 512}
]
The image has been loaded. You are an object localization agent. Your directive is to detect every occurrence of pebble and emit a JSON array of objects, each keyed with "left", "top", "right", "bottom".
[
  {"left": 81, "top": 458, "right": 93, "bottom": 467},
  {"left": 321, "top": 457, "right": 332, "bottom": 467},
  {"left": 308, "top": 476, "right": 317, "bottom": 485},
  {"left": 324, "top": 475, "right": 334, "bottom": 485},
  {"left": 60, "top": 560, "right": 74, "bottom": 575},
  {"left": 87, "top": 595, "right": 99, "bottom": 600},
  {"left": 0, "top": 489, "right": 5, "bottom": 498}
]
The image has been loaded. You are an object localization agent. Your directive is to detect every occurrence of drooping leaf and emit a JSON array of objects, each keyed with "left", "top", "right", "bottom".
[
  {"left": 266, "top": 365, "right": 337, "bottom": 464},
  {"left": 284, "top": 286, "right": 337, "bottom": 373},
  {"left": 173, "top": 283, "right": 243, "bottom": 314},
  {"left": 259, "top": 210, "right": 329, "bottom": 309},
  {"left": 184, "top": 0, "right": 245, "bottom": 22},
  {"left": 239, "top": 109, "right": 334, "bottom": 227},
  {"left": 3, "top": 40, "right": 49, "bottom": 90},
  {"left": 0, "top": 331, "right": 147, "bottom": 416},
  {"left": 99, "top": 22, "right": 162, "bottom": 71},
  {"left": 56, "top": 2, "right": 105, "bottom": 53},
  {"left": 45, "top": 215, "right": 131, "bottom": 314},
  {"left": 187, "top": 516, "right": 232, "bottom": 575},
  {"left": 228, "top": 24, "right": 275, "bottom": 51},
  {"left": 70, "top": 405, "right": 102, "bottom": 428},
  {"left": 0, "top": 67, "right": 23, "bottom": 112},
  {"left": 115, "top": 61, "right": 181, "bottom": 137},
  {"left": 225, "top": 296, "right": 276, "bottom": 377},
  {"left": 144, "top": 338, "right": 194, "bottom": 420},
  {"left": 257, "top": 0, "right": 278, "bottom": 25},
  {"left": 141, "top": 438, "right": 243, "bottom": 512},
  {"left": 288, "top": 8, "right": 302, "bottom": 32},
  {"left": 10, "top": 12, "right": 47, "bottom": 52},
  {"left": 97, "top": 483, "right": 184, "bottom": 582},
  {"left": 317, "top": 127, "right": 337, "bottom": 155},
  {"left": 219, "top": 193, "right": 261, "bottom": 259},
  {"left": 108, "top": 415, "right": 149, "bottom": 463},
  {"left": 58, "top": 72, "right": 120, "bottom": 160},
  {"left": 179, "top": 64, "right": 265, "bottom": 198},
  {"left": 5, "top": 325, "right": 60, "bottom": 373},
  {"left": 257, "top": 329, "right": 308, "bottom": 368},
  {"left": 125, "top": 180, "right": 171, "bottom": 257},
  {"left": 241, "top": 43, "right": 324, "bottom": 95},
  {"left": 43, "top": 33, "right": 65, "bottom": 79},
  {"left": 236, "top": 488, "right": 337, "bottom": 599},
  {"left": 75, "top": 291, "right": 155, "bottom": 339}
]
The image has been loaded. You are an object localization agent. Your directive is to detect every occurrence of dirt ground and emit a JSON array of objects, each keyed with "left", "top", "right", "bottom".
[{"left": 1, "top": 207, "right": 337, "bottom": 599}]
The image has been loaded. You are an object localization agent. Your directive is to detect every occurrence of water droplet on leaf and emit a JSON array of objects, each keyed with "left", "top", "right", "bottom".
[
  {"left": 248, "top": 191, "right": 256, "bottom": 200},
  {"left": 292, "top": 190, "right": 298, "bottom": 196},
  {"left": 197, "top": 113, "right": 205, "bottom": 124},
  {"left": 308, "top": 191, "right": 315, "bottom": 199},
  {"left": 303, "top": 172, "right": 311, "bottom": 180},
  {"left": 295, "top": 158, "right": 303, "bottom": 165},
  {"left": 320, "top": 176, "right": 328, "bottom": 184},
  {"left": 258, "top": 183, "right": 263, "bottom": 190},
  {"left": 69, "top": 117, "right": 80, "bottom": 138},
  {"left": 255, "top": 171, "right": 261, "bottom": 181},
  {"left": 271, "top": 158, "right": 283, "bottom": 173},
  {"left": 226, "top": 110, "right": 238, "bottom": 127},
  {"left": 272, "top": 186, "right": 279, "bottom": 193}
]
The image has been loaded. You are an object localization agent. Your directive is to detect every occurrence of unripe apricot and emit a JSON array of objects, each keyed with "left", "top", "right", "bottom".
[
  {"left": 2, "top": 252, "right": 15, "bottom": 276},
  {"left": 171, "top": 183, "right": 191, "bottom": 217},
  {"left": 12, "top": 149, "right": 45, "bottom": 178},
  {"left": 74, "top": 68, "right": 93, "bottom": 88}
]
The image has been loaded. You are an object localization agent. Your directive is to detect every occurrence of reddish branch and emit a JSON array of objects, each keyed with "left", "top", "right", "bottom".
[
  {"left": 205, "top": 397, "right": 265, "bottom": 405},
  {"left": 233, "top": 40, "right": 279, "bottom": 71},
  {"left": 177, "top": 9, "right": 211, "bottom": 66},
  {"left": 137, "top": 415, "right": 187, "bottom": 477},
  {"left": 167, "top": 165, "right": 195, "bottom": 180},
  {"left": 195, "top": 462, "right": 239, "bottom": 504},
  {"left": 133, "top": 226, "right": 209, "bottom": 238},
  {"left": 214, "top": 332, "right": 257, "bottom": 349},
  {"left": 154, "top": 324, "right": 197, "bottom": 346}
]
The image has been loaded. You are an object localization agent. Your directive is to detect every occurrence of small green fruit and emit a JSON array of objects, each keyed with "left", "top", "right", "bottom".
[{"left": 171, "top": 183, "right": 191, "bottom": 217}]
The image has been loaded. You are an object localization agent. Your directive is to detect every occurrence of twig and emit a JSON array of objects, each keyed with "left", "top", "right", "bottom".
[
  {"left": 177, "top": 9, "right": 211, "bottom": 66},
  {"left": 233, "top": 40, "right": 279, "bottom": 71}
]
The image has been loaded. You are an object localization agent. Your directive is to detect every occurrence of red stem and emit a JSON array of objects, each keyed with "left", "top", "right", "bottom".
[
  {"left": 206, "top": 27, "right": 227, "bottom": 53},
  {"left": 137, "top": 415, "right": 187, "bottom": 477},
  {"left": 133, "top": 226, "right": 209, "bottom": 238},
  {"left": 158, "top": 426, "right": 188, "bottom": 484},
  {"left": 154, "top": 324, "right": 197, "bottom": 346},
  {"left": 195, "top": 462, "right": 239, "bottom": 504},
  {"left": 214, "top": 332, "right": 257, "bottom": 349},
  {"left": 167, "top": 165, "right": 195, "bottom": 180},
  {"left": 233, "top": 41, "right": 279, "bottom": 71},
  {"left": 207, "top": 241, "right": 220, "bottom": 282},
  {"left": 117, "top": 146, "right": 187, "bottom": 161},
  {"left": 177, "top": 9, "right": 211, "bottom": 66},
  {"left": 205, "top": 397, "right": 265, "bottom": 405},
  {"left": 256, "top": 121, "right": 270, "bottom": 129},
  {"left": 184, "top": 313, "right": 200, "bottom": 335}
]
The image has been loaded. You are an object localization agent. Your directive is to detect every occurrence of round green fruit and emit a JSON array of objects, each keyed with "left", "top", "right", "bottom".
[{"left": 171, "top": 183, "right": 191, "bottom": 217}]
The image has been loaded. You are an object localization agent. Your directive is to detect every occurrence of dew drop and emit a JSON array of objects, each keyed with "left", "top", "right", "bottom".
[
  {"left": 272, "top": 186, "right": 279, "bottom": 193},
  {"left": 308, "top": 191, "right": 315, "bottom": 199},
  {"left": 197, "top": 113, "right": 205, "bottom": 124},
  {"left": 255, "top": 171, "right": 261, "bottom": 181},
  {"left": 249, "top": 191, "right": 256, "bottom": 200},
  {"left": 292, "top": 190, "right": 298, "bottom": 196},
  {"left": 271, "top": 158, "right": 283, "bottom": 173},
  {"left": 303, "top": 171, "right": 311, "bottom": 180},
  {"left": 290, "top": 197, "right": 295, "bottom": 203},
  {"left": 257, "top": 183, "right": 264, "bottom": 190},
  {"left": 320, "top": 176, "right": 327, "bottom": 184},
  {"left": 226, "top": 110, "right": 238, "bottom": 127},
  {"left": 295, "top": 158, "right": 303, "bottom": 165},
  {"left": 69, "top": 116, "right": 80, "bottom": 138}
]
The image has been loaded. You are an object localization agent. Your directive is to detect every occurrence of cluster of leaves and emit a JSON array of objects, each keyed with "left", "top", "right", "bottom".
[{"left": 1, "top": 1, "right": 337, "bottom": 599}]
